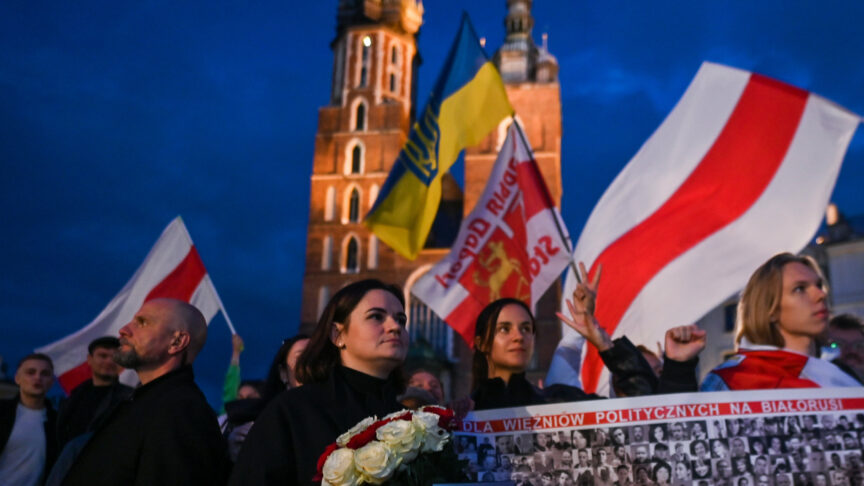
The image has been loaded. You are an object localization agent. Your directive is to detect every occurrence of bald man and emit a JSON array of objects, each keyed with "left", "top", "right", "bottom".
[{"left": 54, "top": 299, "right": 227, "bottom": 485}]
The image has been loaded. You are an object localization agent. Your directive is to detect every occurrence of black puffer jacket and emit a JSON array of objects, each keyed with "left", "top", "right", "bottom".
[{"left": 472, "top": 336, "right": 697, "bottom": 410}]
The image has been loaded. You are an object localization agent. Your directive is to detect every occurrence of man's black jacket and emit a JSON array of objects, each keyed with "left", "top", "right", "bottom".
[{"left": 59, "top": 366, "right": 228, "bottom": 486}]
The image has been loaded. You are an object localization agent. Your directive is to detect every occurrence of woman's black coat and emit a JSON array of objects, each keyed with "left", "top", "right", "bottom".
[
  {"left": 472, "top": 336, "right": 698, "bottom": 410},
  {"left": 228, "top": 366, "right": 403, "bottom": 486}
]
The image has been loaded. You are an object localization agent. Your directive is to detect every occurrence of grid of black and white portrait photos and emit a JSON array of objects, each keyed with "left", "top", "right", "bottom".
[{"left": 456, "top": 412, "right": 864, "bottom": 485}]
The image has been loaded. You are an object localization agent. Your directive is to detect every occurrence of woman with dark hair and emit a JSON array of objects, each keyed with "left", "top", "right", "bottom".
[
  {"left": 470, "top": 263, "right": 703, "bottom": 410},
  {"left": 650, "top": 424, "right": 667, "bottom": 443},
  {"left": 260, "top": 334, "right": 310, "bottom": 403},
  {"left": 702, "top": 252, "right": 860, "bottom": 390},
  {"left": 229, "top": 279, "right": 409, "bottom": 485}
]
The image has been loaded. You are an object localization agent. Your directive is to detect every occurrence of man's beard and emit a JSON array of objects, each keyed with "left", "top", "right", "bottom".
[{"left": 113, "top": 347, "right": 152, "bottom": 369}]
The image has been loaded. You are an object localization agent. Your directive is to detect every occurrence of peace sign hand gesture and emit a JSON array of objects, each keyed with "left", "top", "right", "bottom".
[{"left": 556, "top": 262, "right": 613, "bottom": 352}]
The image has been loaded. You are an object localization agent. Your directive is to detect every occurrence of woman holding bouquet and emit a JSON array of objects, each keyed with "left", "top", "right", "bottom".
[
  {"left": 229, "top": 279, "right": 409, "bottom": 485},
  {"left": 471, "top": 262, "right": 705, "bottom": 410}
]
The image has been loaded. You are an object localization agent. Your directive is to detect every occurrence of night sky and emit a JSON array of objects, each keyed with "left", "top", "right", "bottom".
[{"left": 3, "top": 1, "right": 863, "bottom": 407}]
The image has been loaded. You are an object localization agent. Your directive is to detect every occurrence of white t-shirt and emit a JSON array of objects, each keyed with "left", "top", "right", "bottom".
[{"left": 0, "top": 403, "right": 47, "bottom": 486}]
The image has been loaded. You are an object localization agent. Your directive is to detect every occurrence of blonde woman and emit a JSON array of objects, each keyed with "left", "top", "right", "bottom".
[{"left": 702, "top": 253, "right": 859, "bottom": 390}]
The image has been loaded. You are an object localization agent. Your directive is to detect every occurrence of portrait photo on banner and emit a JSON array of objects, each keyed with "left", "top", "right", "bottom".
[{"left": 454, "top": 388, "right": 864, "bottom": 486}]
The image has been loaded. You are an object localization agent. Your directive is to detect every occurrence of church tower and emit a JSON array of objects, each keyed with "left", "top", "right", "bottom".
[
  {"left": 302, "top": 0, "right": 422, "bottom": 324},
  {"left": 465, "top": 0, "right": 563, "bottom": 380},
  {"left": 301, "top": 0, "right": 463, "bottom": 366},
  {"left": 301, "top": 0, "right": 563, "bottom": 398}
]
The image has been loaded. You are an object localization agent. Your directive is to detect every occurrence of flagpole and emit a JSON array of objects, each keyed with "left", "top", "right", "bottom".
[
  {"left": 510, "top": 116, "right": 582, "bottom": 284},
  {"left": 208, "top": 275, "right": 237, "bottom": 335}
]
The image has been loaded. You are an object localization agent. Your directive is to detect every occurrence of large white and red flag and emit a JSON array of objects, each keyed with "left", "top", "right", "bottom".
[
  {"left": 546, "top": 61, "right": 861, "bottom": 395},
  {"left": 412, "top": 123, "right": 572, "bottom": 345},
  {"left": 37, "top": 217, "right": 225, "bottom": 393}
]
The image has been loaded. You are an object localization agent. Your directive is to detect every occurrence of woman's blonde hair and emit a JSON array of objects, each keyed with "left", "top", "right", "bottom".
[{"left": 735, "top": 252, "right": 826, "bottom": 348}]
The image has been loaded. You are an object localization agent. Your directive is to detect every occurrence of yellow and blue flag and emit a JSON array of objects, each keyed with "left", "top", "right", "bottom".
[{"left": 364, "top": 14, "right": 513, "bottom": 260}]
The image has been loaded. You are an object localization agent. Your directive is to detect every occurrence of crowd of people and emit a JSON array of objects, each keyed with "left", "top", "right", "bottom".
[{"left": 0, "top": 252, "right": 862, "bottom": 485}]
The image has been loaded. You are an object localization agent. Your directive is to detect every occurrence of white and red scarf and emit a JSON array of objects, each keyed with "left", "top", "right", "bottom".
[{"left": 701, "top": 342, "right": 861, "bottom": 391}]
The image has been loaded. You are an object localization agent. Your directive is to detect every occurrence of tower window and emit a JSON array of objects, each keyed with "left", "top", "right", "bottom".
[
  {"left": 355, "top": 103, "right": 365, "bottom": 131},
  {"left": 348, "top": 188, "right": 360, "bottom": 223},
  {"left": 389, "top": 73, "right": 396, "bottom": 92},
  {"left": 351, "top": 145, "right": 362, "bottom": 173},
  {"left": 345, "top": 237, "right": 359, "bottom": 273},
  {"left": 391, "top": 46, "right": 398, "bottom": 64},
  {"left": 359, "top": 36, "right": 371, "bottom": 87}
]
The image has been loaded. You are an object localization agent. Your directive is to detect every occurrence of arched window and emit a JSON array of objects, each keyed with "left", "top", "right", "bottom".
[
  {"left": 344, "top": 139, "right": 365, "bottom": 175},
  {"left": 391, "top": 46, "right": 398, "bottom": 64},
  {"left": 345, "top": 237, "right": 359, "bottom": 273},
  {"left": 324, "top": 186, "right": 336, "bottom": 221},
  {"left": 351, "top": 145, "right": 362, "bottom": 174},
  {"left": 348, "top": 188, "right": 360, "bottom": 223},
  {"left": 355, "top": 102, "right": 366, "bottom": 131},
  {"left": 404, "top": 265, "right": 456, "bottom": 361}
]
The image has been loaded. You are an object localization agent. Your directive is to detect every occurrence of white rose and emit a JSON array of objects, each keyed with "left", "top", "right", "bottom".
[
  {"left": 321, "top": 448, "right": 358, "bottom": 486},
  {"left": 336, "top": 416, "right": 377, "bottom": 447},
  {"left": 376, "top": 420, "right": 422, "bottom": 462},
  {"left": 411, "top": 411, "right": 439, "bottom": 433},
  {"left": 354, "top": 441, "right": 399, "bottom": 484},
  {"left": 412, "top": 411, "right": 449, "bottom": 452}
]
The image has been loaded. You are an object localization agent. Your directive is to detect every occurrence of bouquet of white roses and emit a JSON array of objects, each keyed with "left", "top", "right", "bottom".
[{"left": 314, "top": 405, "right": 467, "bottom": 486}]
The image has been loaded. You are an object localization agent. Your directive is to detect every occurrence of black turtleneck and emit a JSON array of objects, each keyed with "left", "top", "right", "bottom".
[{"left": 229, "top": 366, "right": 404, "bottom": 486}]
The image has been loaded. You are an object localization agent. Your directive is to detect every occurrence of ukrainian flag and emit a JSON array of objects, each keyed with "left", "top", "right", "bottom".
[{"left": 364, "top": 14, "right": 513, "bottom": 260}]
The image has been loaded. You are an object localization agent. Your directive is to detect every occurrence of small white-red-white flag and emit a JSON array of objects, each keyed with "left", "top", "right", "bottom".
[
  {"left": 37, "top": 217, "right": 223, "bottom": 393},
  {"left": 546, "top": 62, "right": 861, "bottom": 395},
  {"left": 412, "top": 123, "right": 572, "bottom": 345}
]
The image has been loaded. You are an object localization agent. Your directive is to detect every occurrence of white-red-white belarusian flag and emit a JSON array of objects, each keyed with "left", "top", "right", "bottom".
[
  {"left": 412, "top": 123, "right": 572, "bottom": 345},
  {"left": 37, "top": 217, "right": 223, "bottom": 393},
  {"left": 545, "top": 62, "right": 861, "bottom": 396}
]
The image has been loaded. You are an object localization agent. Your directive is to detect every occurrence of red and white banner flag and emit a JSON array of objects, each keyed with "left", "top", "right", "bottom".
[
  {"left": 412, "top": 123, "right": 572, "bottom": 345},
  {"left": 546, "top": 62, "right": 861, "bottom": 395},
  {"left": 37, "top": 217, "right": 223, "bottom": 393}
]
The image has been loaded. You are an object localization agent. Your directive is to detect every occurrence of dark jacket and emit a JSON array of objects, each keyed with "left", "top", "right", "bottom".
[
  {"left": 472, "top": 336, "right": 698, "bottom": 410},
  {"left": 59, "top": 366, "right": 228, "bottom": 486},
  {"left": 56, "top": 379, "right": 133, "bottom": 448},
  {"left": 229, "top": 366, "right": 404, "bottom": 486},
  {"left": 0, "top": 396, "right": 59, "bottom": 484}
]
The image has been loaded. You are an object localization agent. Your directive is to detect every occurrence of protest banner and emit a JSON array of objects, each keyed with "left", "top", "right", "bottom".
[{"left": 454, "top": 388, "right": 864, "bottom": 485}]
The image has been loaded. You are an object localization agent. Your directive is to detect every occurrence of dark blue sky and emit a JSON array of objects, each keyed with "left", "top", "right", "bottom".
[{"left": 2, "top": 1, "right": 863, "bottom": 406}]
